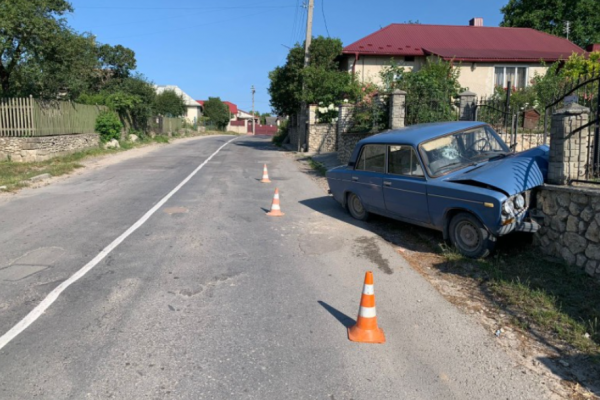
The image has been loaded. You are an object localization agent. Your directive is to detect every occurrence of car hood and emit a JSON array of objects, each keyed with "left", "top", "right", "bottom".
[{"left": 446, "top": 146, "right": 548, "bottom": 196}]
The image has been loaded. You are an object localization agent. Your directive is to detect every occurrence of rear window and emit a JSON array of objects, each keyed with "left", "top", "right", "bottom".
[{"left": 355, "top": 145, "right": 385, "bottom": 173}]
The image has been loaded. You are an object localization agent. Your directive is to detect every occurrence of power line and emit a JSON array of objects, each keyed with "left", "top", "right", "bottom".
[
  {"left": 322, "top": 0, "right": 330, "bottom": 37},
  {"left": 106, "top": 11, "right": 265, "bottom": 40}
]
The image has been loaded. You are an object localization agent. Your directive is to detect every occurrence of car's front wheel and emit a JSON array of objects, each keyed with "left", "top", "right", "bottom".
[
  {"left": 347, "top": 193, "right": 369, "bottom": 221},
  {"left": 449, "top": 212, "right": 496, "bottom": 258}
]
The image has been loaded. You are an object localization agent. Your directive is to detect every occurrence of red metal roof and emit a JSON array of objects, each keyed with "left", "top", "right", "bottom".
[
  {"left": 196, "top": 100, "right": 238, "bottom": 115},
  {"left": 343, "top": 24, "right": 585, "bottom": 62}
]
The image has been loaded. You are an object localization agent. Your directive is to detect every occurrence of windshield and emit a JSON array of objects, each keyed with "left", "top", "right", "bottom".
[{"left": 419, "top": 125, "right": 510, "bottom": 177}]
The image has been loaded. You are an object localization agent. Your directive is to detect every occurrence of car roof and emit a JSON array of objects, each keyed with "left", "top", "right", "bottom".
[{"left": 358, "top": 121, "right": 487, "bottom": 146}]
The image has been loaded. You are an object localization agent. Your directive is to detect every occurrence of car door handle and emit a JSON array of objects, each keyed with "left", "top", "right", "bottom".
[
  {"left": 383, "top": 181, "right": 392, "bottom": 186},
  {"left": 351, "top": 176, "right": 358, "bottom": 181}
]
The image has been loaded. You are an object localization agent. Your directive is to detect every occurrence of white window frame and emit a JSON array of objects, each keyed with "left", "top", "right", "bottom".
[{"left": 494, "top": 66, "right": 529, "bottom": 90}]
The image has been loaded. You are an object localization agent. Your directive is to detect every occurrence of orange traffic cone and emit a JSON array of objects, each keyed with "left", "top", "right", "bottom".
[
  {"left": 260, "top": 164, "right": 271, "bottom": 183},
  {"left": 348, "top": 271, "right": 385, "bottom": 344},
  {"left": 266, "top": 188, "right": 285, "bottom": 217}
]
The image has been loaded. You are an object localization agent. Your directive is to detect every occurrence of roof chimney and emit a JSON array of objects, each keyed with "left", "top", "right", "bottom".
[
  {"left": 586, "top": 44, "right": 600, "bottom": 52},
  {"left": 469, "top": 18, "right": 483, "bottom": 27}
]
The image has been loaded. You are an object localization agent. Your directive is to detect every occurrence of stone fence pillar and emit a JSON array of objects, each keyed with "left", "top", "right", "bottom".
[
  {"left": 388, "top": 89, "right": 406, "bottom": 129},
  {"left": 548, "top": 103, "right": 590, "bottom": 185},
  {"left": 308, "top": 104, "right": 318, "bottom": 124},
  {"left": 458, "top": 90, "right": 477, "bottom": 121},
  {"left": 337, "top": 104, "right": 354, "bottom": 135}
]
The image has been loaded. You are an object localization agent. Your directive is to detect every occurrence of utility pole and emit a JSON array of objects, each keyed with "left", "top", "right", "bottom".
[
  {"left": 298, "top": 0, "right": 314, "bottom": 151},
  {"left": 564, "top": 21, "right": 570, "bottom": 40},
  {"left": 303, "top": 0, "right": 314, "bottom": 68},
  {"left": 251, "top": 85, "right": 256, "bottom": 136}
]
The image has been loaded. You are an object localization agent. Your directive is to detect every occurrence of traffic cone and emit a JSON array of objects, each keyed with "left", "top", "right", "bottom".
[
  {"left": 266, "top": 188, "right": 285, "bottom": 217},
  {"left": 348, "top": 271, "right": 385, "bottom": 344},
  {"left": 260, "top": 164, "right": 271, "bottom": 183}
]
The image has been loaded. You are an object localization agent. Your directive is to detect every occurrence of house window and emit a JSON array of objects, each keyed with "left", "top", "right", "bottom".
[
  {"left": 494, "top": 66, "right": 528, "bottom": 89},
  {"left": 404, "top": 56, "right": 415, "bottom": 62}
]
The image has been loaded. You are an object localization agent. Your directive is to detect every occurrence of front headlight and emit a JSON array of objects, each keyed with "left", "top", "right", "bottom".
[
  {"left": 502, "top": 199, "right": 515, "bottom": 215},
  {"left": 514, "top": 194, "right": 525, "bottom": 209}
]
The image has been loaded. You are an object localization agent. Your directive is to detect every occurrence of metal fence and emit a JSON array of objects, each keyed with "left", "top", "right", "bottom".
[
  {"left": 552, "top": 73, "right": 600, "bottom": 184},
  {"left": 0, "top": 97, "right": 107, "bottom": 137},
  {"left": 148, "top": 116, "right": 184, "bottom": 134},
  {"left": 346, "top": 95, "right": 389, "bottom": 133},
  {"left": 405, "top": 95, "right": 459, "bottom": 126}
]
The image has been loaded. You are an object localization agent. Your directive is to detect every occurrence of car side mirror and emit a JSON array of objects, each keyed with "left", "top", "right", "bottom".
[{"left": 348, "top": 161, "right": 355, "bottom": 167}]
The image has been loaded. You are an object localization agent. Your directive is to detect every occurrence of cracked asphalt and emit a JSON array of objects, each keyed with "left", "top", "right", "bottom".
[{"left": 0, "top": 135, "right": 552, "bottom": 399}]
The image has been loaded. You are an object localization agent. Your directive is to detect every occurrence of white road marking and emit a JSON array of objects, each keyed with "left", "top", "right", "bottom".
[{"left": 0, "top": 136, "right": 237, "bottom": 351}]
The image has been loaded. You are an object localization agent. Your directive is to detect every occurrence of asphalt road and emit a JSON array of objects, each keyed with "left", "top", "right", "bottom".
[{"left": 0, "top": 135, "right": 550, "bottom": 399}]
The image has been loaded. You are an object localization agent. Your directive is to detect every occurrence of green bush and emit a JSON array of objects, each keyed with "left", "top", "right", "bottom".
[
  {"left": 95, "top": 111, "right": 123, "bottom": 142},
  {"left": 272, "top": 120, "right": 289, "bottom": 146}
]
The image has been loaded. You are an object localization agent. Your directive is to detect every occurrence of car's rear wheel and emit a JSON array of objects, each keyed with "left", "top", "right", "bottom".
[
  {"left": 347, "top": 193, "right": 369, "bottom": 221},
  {"left": 449, "top": 212, "right": 496, "bottom": 258}
]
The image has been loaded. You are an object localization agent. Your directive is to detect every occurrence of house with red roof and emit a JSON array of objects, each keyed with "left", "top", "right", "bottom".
[{"left": 342, "top": 18, "right": 589, "bottom": 97}]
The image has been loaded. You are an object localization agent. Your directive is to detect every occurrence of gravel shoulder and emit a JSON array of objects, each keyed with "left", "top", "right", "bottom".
[{"left": 293, "top": 150, "right": 599, "bottom": 400}]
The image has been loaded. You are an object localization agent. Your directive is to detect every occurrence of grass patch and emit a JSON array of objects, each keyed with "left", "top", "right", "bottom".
[
  {"left": 307, "top": 157, "right": 328, "bottom": 176},
  {"left": 441, "top": 246, "right": 600, "bottom": 357},
  {"left": 0, "top": 147, "right": 111, "bottom": 191},
  {"left": 0, "top": 135, "right": 175, "bottom": 192}
]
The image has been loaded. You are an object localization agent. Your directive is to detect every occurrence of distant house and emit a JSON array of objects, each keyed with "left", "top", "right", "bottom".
[
  {"left": 155, "top": 85, "right": 202, "bottom": 123},
  {"left": 265, "top": 116, "right": 286, "bottom": 127},
  {"left": 196, "top": 100, "right": 238, "bottom": 120},
  {"left": 341, "top": 18, "right": 588, "bottom": 97}
]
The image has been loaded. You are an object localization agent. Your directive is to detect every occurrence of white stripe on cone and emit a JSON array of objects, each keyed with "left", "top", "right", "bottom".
[
  {"left": 271, "top": 204, "right": 281, "bottom": 210},
  {"left": 359, "top": 306, "right": 377, "bottom": 318},
  {"left": 363, "top": 284, "right": 374, "bottom": 295}
]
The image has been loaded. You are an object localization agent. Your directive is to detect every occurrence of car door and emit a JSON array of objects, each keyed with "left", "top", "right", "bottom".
[
  {"left": 349, "top": 144, "right": 386, "bottom": 213},
  {"left": 383, "top": 145, "right": 430, "bottom": 223}
]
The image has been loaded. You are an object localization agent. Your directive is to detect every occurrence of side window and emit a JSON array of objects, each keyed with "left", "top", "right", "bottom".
[
  {"left": 355, "top": 145, "right": 386, "bottom": 173},
  {"left": 388, "top": 145, "right": 423, "bottom": 177}
]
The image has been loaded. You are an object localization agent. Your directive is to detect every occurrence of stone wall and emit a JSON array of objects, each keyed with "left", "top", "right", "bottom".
[
  {"left": 534, "top": 184, "right": 600, "bottom": 281},
  {"left": 307, "top": 123, "right": 337, "bottom": 153},
  {"left": 0, "top": 133, "right": 100, "bottom": 162},
  {"left": 337, "top": 132, "right": 373, "bottom": 165}
]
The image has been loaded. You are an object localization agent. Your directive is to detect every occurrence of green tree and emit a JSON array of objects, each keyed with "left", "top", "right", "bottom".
[
  {"left": 153, "top": 90, "right": 186, "bottom": 117},
  {"left": 97, "top": 44, "right": 136, "bottom": 79},
  {"left": 268, "top": 36, "right": 360, "bottom": 116},
  {"left": 500, "top": 0, "right": 600, "bottom": 48},
  {"left": 203, "top": 97, "right": 230, "bottom": 130},
  {"left": 380, "top": 57, "right": 465, "bottom": 125},
  {"left": 0, "top": 0, "right": 75, "bottom": 95}
]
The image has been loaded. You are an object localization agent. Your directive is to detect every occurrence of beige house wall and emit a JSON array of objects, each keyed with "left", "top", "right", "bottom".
[
  {"left": 346, "top": 55, "right": 550, "bottom": 98},
  {"left": 185, "top": 106, "right": 202, "bottom": 124}
]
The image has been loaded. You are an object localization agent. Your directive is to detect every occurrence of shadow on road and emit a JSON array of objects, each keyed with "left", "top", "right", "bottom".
[
  {"left": 233, "top": 137, "right": 281, "bottom": 152},
  {"left": 318, "top": 301, "right": 355, "bottom": 328}
]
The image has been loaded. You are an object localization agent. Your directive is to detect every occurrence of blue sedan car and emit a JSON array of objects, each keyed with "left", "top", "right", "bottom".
[{"left": 326, "top": 121, "right": 548, "bottom": 258}]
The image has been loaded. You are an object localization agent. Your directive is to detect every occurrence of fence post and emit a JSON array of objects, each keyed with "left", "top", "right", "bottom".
[
  {"left": 388, "top": 89, "right": 406, "bottom": 129},
  {"left": 548, "top": 102, "right": 590, "bottom": 185},
  {"left": 458, "top": 91, "right": 477, "bottom": 121}
]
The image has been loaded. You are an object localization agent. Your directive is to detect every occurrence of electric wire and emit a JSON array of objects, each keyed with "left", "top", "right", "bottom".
[{"left": 322, "top": 0, "right": 330, "bottom": 37}]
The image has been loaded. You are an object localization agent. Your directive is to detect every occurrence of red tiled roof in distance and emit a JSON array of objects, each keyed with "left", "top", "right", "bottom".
[
  {"left": 343, "top": 24, "right": 585, "bottom": 62},
  {"left": 196, "top": 100, "right": 238, "bottom": 115}
]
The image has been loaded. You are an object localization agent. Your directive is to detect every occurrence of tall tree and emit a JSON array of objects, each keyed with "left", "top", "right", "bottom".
[
  {"left": 153, "top": 90, "right": 187, "bottom": 117},
  {"left": 268, "top": 36, "right": 360, "bottom": 116},
  {"left": 203, "top": 97, "right": 230, "bottom": 130},
  {"left": 500, "top": 0, "right": 600, "bottom": 48},
  {"left": 0, "top": 0, "right": 74, "bottom": 95}
]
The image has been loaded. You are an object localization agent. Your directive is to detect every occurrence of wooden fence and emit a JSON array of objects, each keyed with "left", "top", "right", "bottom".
[{"left": 0, "top": 97, "right": 107, "bottom": 137}]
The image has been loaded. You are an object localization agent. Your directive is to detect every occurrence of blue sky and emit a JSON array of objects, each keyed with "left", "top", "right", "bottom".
[{"left": 67, "top": 0, "right": 508, "bottom": 114}]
